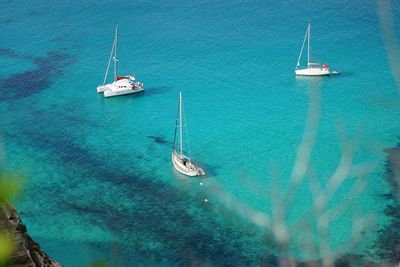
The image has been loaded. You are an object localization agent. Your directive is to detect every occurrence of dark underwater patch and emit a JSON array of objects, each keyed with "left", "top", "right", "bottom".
[
  {"left": 14, "top": 121, "right": 276, "bottom": 265},
  {"left": 66, "top": 203, "right": 106, "bottom": 217},
  {"left": 147, "top": 135, "right": 171, "bottom": 145},
  {"left": 0, "top": 48, "right": 34, "bottom": 61},
  {"left": 378, "top": 192, "right": 394, "bottom": 200},
  {"left": 294, "top": 254, "right": 372, "bottom": 267},
  {"left": 0, "top": 48, "right": 18, "bottom": 57},
  {"left": 1, "top": 76, "right": 273, "bottom": 265},
  {"left": 0, "top": 49, "right": 74, "bottom": 101},
  {"left": 13, "top": 108, "right": 381, "bottom": 265},
  {"left": 375, "top": 138, "right": 400, "bottom": 264},
  {"left": 384, "top": 146, "right": 400, "bottom": 193},
  {"left": 26, "top": 10, "right": 42, "bottom": 17},
  {"left": 59, "top": 179, "right": 274, "bottom": 266},
  {"left": 0, "top": 18, "right": 13, "bottom": 25}
]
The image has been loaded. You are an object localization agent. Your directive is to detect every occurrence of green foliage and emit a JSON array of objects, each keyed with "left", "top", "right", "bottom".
[
  {"left": 0, "top": 233, "right": 14, "bottom": 266},
  {"left": 0, "top": 173, "right": 23, "bottom": 202},
  {"left": 92, "top": 260, "right": 108, "bottom": 267},
  {"left": 0, "top": 173, "right": 23, "bottom": 265}
]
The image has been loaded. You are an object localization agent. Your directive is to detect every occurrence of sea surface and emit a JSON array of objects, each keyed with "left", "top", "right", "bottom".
[{"left": 1, "top": 0, "right": 400, "bottom": 266}]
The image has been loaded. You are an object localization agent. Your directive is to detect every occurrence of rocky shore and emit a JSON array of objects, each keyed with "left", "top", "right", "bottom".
[{"left": 0, "top": 203, "right": 62, "bottom": 267}]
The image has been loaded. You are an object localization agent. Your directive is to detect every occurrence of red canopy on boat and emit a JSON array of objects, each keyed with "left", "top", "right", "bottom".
[{"left": 116, "top": 76, "right": 130, "bottom": 81}]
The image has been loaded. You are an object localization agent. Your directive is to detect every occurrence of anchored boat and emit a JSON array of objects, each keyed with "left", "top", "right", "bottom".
[
  {"left": 97, "top": 26, "right": 144, "bottom": 97},
  {"left": 172, "top": 92, "right": 205, "bottom": 177},
  {"left": 295, "top": 22, "right": 330, "bottom": 76}
]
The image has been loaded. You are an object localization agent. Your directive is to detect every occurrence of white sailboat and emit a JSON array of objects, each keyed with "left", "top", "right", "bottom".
[
  {"left": 172, "top": 92, "right": 205, "bottom": 177},
  {"left": 97, "top": 26, "right": 144, "bottom": 97},
  {"left": 295, "top": 22, "right": 330, "bottom": 76}
]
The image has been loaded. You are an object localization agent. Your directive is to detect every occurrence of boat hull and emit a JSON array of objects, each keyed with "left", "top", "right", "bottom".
[
  {"left": 104, "top": 86, "right": 144, "bottom": 98},
  {"left": 295, "top": 68, "right": 331, "bottom": 76},
  {"left": 97, "top": 85, "right": 110, "bottom": 93},
  {"left": 172, "top": 152, "right": 205, "bottom": 177}
]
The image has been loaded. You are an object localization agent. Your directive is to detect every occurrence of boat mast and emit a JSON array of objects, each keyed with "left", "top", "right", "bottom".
[
  {"left": 102, "top": 29, "right": 116, "bottom": 85},
  {"left": 113, "top": 26, "right": 118, "bottom": 81},
  {"left": 307, "top": 22, "right": 310, "bottom": 67},
  {"left": 179, "top": 92, "right": 183, "bottom": 157},
  {"left": 296, "top": 22, "right": 309, "bottom": 69}
]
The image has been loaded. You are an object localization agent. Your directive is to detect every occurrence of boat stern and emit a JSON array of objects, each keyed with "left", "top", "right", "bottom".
[{"left": 97, "top": 85, "right": 108, "bottom": 93}]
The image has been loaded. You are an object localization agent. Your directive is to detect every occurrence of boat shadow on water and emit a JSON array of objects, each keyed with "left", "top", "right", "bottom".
[
  {"left": 143, "top": 86, "right": 173, "bottom": 97},
  {"left": 147, "top": 135, "right": 172, "bottom": 146}
]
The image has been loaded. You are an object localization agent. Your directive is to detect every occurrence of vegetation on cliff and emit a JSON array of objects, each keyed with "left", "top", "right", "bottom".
[{"left": 0, "top": 173, "right": 61, "bottom": 267}]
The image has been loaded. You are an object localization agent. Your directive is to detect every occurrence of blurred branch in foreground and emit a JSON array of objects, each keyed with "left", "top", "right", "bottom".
[
  {"left": 203, "top": 81, "right": 377, "bottom": 266},
  {"left": 376, "top": 0, "right": 400, "bottom": 93}
]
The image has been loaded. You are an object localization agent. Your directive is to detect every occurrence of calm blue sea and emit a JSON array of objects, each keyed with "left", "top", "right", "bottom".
[{"left": 1, "top": 0, "right": 400, "bottom": 265}]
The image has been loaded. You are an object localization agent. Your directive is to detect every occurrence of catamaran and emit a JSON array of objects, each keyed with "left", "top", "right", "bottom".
[
  {"left": 295, "top": 22, "right": 330, "bottom": 76},
  {"left": 97, "top": 26, "right": 144, "bottom": 97},
  {"left": 172, "top": 92, "right": 205, "bottom": 177}
]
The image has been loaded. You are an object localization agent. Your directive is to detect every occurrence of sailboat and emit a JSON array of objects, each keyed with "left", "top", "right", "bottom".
[
  {"left": 295, "top": 22, "right": 330, "bottom": 76},
  {"left": 97, "top": 26, "right": 144, "bottom": 97},
  {"left": 172, "top": 92, "right": 205, "bottom": 177}
]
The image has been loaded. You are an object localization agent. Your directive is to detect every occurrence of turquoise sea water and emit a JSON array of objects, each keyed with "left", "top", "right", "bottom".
[{"left": 1, "top": 0, "right": 400, "bottom": 265}]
